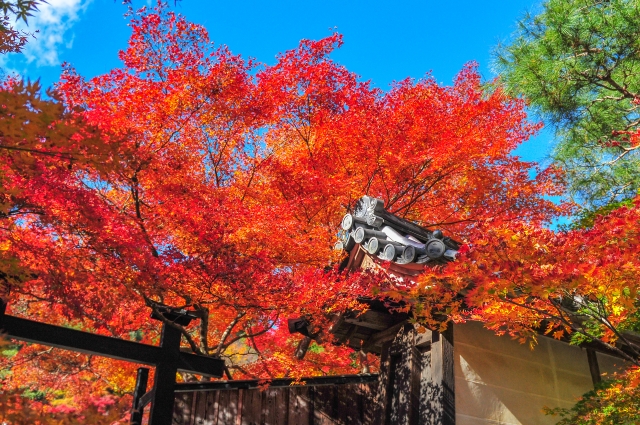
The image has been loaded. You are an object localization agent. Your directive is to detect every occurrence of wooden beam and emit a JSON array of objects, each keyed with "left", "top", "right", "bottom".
[
  {"left": 345, "top": 244, "right": 366, "bottom": 271},
  {"left": 620, "top": 331, "right": 640, "bottom": 354},
  {"left": 384, "top": 350, "right": 402, "bottom": 425},
  {"left": 4, "top": 314, "right": 161, "bottom": 364},
  {"left": 343, "top": 309, "right": 396, "bottom": 331},
  {"left": 336, "top": 324, "right": 358, "bottom": 345},
  {"left": 1, "top": 305, "right": 226, "bottom": 425},
  {"left": 294, "top": 336, "right": 312, "bottom": 360},
  {"left": 139, "top": 389, "right": 155, "bottom": 409},
  {"left": 2, "top": 314, "right": 225, "bottom": 377},
  {"left": 174, "top": 374, "right": 379, "bottom": 392},
  {"left": 343, "top": 318, "right": 389, "bottom": 331},
  {"left": 361, "top": 321, "right": 407, "bottom": 353},
  {"left": 178, "top": 351, "right": 226, "bottom": 377}
]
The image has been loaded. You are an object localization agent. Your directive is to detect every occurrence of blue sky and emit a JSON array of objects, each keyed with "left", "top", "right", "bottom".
[{"left": 2, "top": 0, "right": 550, "bottom": 163}]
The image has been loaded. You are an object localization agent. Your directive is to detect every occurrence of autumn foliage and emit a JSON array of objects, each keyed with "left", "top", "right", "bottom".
[
  {"left": 408, "top": 197, "right": 640, "bottom": 347},
  {"left": 7, "top": 1, "right": 640, "bottom": 420},
  {"left": 545, "top": 366, "right": 640, "bottom": 425}
]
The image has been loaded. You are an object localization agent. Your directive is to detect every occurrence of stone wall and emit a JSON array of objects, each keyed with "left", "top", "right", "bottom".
[{"left": 454, "top": 321, "right": 624, "bottom": 425}]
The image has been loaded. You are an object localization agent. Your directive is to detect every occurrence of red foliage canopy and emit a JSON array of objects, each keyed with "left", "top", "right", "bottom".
[{"left": 0, "top": 2, "right": 570, "bottom": 413}]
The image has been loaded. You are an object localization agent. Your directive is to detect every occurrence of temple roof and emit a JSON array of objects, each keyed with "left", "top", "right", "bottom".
[{"left": 335, "top": 195, "right": 460, "bottom": 275}]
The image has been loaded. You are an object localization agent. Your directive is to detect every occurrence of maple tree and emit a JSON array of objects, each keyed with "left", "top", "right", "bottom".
[
  {"left": 0, "top": 78, "right": 135, "bottom": 420},
  {"left": 0, "top": 0, "right": 42, "bottom": 54},
  {"left": 406, "top": 196, "right": 640, "bottom": 359},
  {"left": 0, "top": 388, "right": 129, "bottom": 425},
  {"left": 481, "top": 1, "right": 640, "bottom": 419},
  {"left": 0, "top": 0, "right": 568, "bottom": 417},
  {"left": 546, "top": 365, "right": 640, "bottom": 425},
  {"left": 401, "top": 194, "right": 640, "bottom": 423}
]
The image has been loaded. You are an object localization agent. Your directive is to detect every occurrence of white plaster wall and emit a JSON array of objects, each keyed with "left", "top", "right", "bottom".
[{"left": 454, "top": 322, "right": 624, "bottom": 425}]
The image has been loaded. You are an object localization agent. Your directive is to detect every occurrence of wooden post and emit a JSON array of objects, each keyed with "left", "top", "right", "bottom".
[
  {"left": 586, "top": 348, "right": 602, "bottom": 386},
  {"left": 426, "top": 326, "right": 455, "bottom": 425},
  {"left": 131, "top": 367, "right": 150, "bottom": 425},
  {"left": 376, "top": 324, "right": 455, "bottom": 425},
  {"left": 149, "top": 322, "right": 182, "bottom": 425},
  {"left": 0, "top": 283, "right": 9, "bottom": 329},
  {"left": 0, "top": 298, "right": 6, "bottom": 329},
  {"left": 375, "top": 340, "right": 392, "bottom": 423},
  {"left": 410, "top": 330, "right": 430, "bottom": 425}
]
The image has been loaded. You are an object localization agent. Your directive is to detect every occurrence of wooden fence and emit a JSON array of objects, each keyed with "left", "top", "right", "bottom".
[
  {"left": 173, "top": 377, "right": 378, "bottom": 425},
  {"left": 171, "top": 323, "right": 456, "bottom": 425}
]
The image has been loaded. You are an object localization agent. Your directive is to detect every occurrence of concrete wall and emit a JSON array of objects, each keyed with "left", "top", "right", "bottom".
[{"left": 454, "top": 322, "right": 624, "bottom": 425}]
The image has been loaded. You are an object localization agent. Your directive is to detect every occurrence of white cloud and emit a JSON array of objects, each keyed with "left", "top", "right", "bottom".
[{"left": 15, "top": 0, "right": 92, "bottom": 67}]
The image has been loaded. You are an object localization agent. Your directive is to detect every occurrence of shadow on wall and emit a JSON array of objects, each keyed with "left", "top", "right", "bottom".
[{"left": 454, "top": 322, "right": 626, "bottom": 425}]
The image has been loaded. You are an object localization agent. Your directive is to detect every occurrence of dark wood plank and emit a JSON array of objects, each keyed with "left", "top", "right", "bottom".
[
  {"left": 378, "top": 325, "right": 415, "bottom": 425},
  {"left": 288, "top": 387, "right": 310, "bottom": 425},
  {"left": 211, "top": 390, "right": 221, "bottom": 425},
  {"left": 172, "top": 392, "right": 191, "bottom": 425},
  {"left": 313, "top": 385, "right": 335, "bottom": 425},
  {"left": 189, "top": 392, "right": 198, "bottom": 425},
  {"left": 241, "top": 389, "right": 262, "bottom": 425},
  {"left": 360, "top": 383, "right": 377, "bottom": 425},
  {"left": 418, "top": 349, "right": 431, "bottom": 425},
  {"left": 236, "top": 389, "right": 243, "bottom": 425},
  {"left": 229, "top": 390, "right": 239, "bottom": 424},
  {"left": 191, "top": 392, "right": 209, "bottom": 425},
  {"left": 361, "top": 321, "right": 407, "bottom": 353},
  {"left": 336, "top": 384, "right": 357, "bottom": 424},
  {"left": 343, "top": 310, "right": 396, "bottom": 331},
  {"left": 442, "top": 327, "right": 455, "bottom": 425},
  {"left": 264, "top": 388, "right": 278, "bottom": 425},
  {"left": 409, "top": 346, "right": 422, "bottom": 425},
  {"left": 388, "top": 327, "right": 413, "bottom": 425},
  {"left": 275, "top": 387, "right": 289, "bottom": 425},
  {"left": 413, "top": 328, "right": 433, "bottom": 425},
  {"left": 217, "top": 391, "right": 233, "bottom": 425},
  {"left": 308, "top": 386, "right": 316, "bottom": 425},
  {"left": 374, "top": 340, "right": 392, "bottom": 422},
  {"left": 176, "top": 374, "right": 378, "bottom": 392},
  {"left": 336, "top": 324, "right": 357, "bottom": 345}
]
